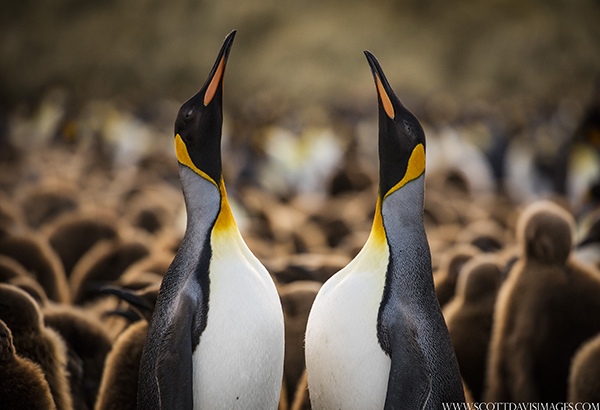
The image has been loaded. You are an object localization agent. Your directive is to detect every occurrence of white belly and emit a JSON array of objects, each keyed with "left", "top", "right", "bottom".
[
  {"left": 305, "top": 241, "right": 391, "bottom": 410},
  {"left": 192, "top": 234, "right": 284, "bottom": 410}
]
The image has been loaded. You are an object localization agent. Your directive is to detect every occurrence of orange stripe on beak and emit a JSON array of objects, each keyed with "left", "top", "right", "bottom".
[
  {"left": 204, "top": 56, "right": 226, "bottom": 106},
  {"left": 375, "top": 73, "right": 395, "bottom": 120}
]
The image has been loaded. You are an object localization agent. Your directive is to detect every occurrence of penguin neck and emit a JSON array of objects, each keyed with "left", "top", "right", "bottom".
[
  {"left": 379, "top": 175, "right": 434, "bottom": 295},
  {"left": 179, "top": 165, "right": 241, "bottom": 243},
  {"left": 354, "top": 174, "right": 428, "bottom": 271}
]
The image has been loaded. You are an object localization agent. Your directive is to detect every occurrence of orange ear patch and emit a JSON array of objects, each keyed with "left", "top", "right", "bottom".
[
  {"left": 375, "top": 74, "right": 395, "bottom": 119},
  {"left": 174, "top": 133, "right": 218, "bottom": 186},
  {"left": 204, "top": 56, "right": 225, "bottom": 106},
  {"left": 384, "top": 143, "right": 425, "bottom": 198}
]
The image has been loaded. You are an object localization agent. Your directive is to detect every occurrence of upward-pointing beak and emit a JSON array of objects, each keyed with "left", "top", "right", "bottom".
[
  {"left": 174, "top": 30, "right": 237, "bottom": 186},
  {"left": 364, "top": 50, "right": 398, "bottom": 121},
  {"left": 202, "top": 30, "right": 237, "bottom": 106}
]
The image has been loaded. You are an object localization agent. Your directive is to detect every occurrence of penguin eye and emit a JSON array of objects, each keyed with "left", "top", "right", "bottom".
[
  {"left": 184, "top": 108, "right": 194, "bottom": 121},
  {"left": 403, "top": 119, "right": 414, "bottom": 136}
]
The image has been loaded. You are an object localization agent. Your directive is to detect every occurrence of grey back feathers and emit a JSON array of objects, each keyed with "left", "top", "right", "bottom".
[{"left": 380, "top": 177, "right": 465, "bottom": 408}]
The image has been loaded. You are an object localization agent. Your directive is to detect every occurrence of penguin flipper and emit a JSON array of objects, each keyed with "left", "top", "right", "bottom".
[
  {"left": 153, "top": 295, "right": 196, "bottom": 409},
  {"left": 383, "top": 315, "right": 431, "bottom": 409}
]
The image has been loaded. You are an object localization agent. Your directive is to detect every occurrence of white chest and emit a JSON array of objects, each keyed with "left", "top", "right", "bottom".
[
  {"left": 192, "top": 233, "right": 284, "bottom": 410},
  {"left": 305, "top": 240, "right": 391, "bottom": 410}
]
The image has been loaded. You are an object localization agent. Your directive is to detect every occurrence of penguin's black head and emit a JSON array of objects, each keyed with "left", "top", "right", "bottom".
[
  {"left": 174, "top": 30, "right": 236, "bottom": 185},
  {"left": 364, "top": 51, "right": 426, "bottom": 199}
]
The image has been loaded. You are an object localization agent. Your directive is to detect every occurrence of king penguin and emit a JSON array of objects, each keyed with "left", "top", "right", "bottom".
[
  {"left": 137, "top": 30, "right": 285, "bottom": 410},
  {"left": 305, "top": 51, "right": 465, "bottom": 409}
]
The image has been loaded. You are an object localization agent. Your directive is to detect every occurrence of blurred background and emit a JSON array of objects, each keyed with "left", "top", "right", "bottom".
[
  {"left": 1, "top": 2, "right": 600, "bottom": 408},
  {"left": 2, "top": 0, "right": 600, "bottom": 106},
  {"left": 1, "top": 0, "right": 600, "bottom": 202}
]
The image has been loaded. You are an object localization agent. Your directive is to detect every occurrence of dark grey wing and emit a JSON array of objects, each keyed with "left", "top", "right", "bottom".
[
  {"left": 383, "top": 312, "right": 431, "bottom": 410},
  {"left": 156, "top": 294, "right": 196, "bottom": 409},
  {"left": 138, "top": 290, "right": 197, "bottom": 410}
]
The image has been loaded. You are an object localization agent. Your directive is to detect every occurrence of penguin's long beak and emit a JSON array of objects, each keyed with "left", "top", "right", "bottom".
[
  {"left": 174, "top": 30, "right": 237, "bottom": 185},
  {"left": 202, "top": 30, "right": 237, "bottom": 106},
  {"left": 363, "top": 50, "right": 427, "bottom": 200},
  {"left": 364, "top": 50, "right": 399, "bottom": 121}
]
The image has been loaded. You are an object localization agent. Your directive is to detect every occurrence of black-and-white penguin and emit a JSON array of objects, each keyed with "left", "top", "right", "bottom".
[
  {"left": 305, "top": 51, "right": 465, "bottom": 409},
  {"left": 137, "top": 30, "right": 284, "bottom": 410}
]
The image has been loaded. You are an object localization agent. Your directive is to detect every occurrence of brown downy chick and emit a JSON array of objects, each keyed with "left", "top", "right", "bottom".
[
  {"left": 0, "top": 233, "right": 70, "bottom": 303},
  {"left": 69, "top": 239, "right": 150, "bottom": 305},
  {"left": 0, "top": 284, "right": 73, "bottom": 410},
  {"left": 94, "top": 284, "right": 158, "bottom": 410},
  {"left": 443, "top": 255, "right": 505, "bottom": 401},
  {"left": 45, "top": 212, "right": 119, "bottom": 278},
  {"left": 568, "top": 332, "right": 600, "bottom": 402},
  {"left": 0, "top": 318, "right": 57, "bottom": 409},
  {"left": 43, "top": 304, "right": 113, "bottom": 410},
  {"left": 434, "top": 244, "right": 480, "bottom": 308},
  {"left": 485, "top": 201, "right": 600, "bottom": 403},
  {"left": 18, "top": 183, "right": 79, "bottom": 229}
]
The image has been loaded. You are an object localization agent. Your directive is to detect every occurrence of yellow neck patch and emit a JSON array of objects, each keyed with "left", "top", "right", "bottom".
[
  {"left": 384, "top": 143, "right": 425, "bottom": 199},
  {"left": 213, "top": 177, "right": 238, "bottom": 233},
  {"left": 368, "top": 196, "right": 387, "bottom": 246},
  {"left": 174, "top": 134, "right": 217, "bottom": 187},
  {"left": 365, "top": 144, "right": 426, "bottom": 250},
  {"left": 174, "top": 134, "right": 237, "bottom": 233}
]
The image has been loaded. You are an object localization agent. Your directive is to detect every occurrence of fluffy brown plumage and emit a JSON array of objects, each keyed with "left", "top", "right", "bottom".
[
  {"left": 94, "top": 284, "right": 158, "bottom": 410},
  {"left": 568, "top": 332, "right": 600, "bottom": 402},
  {"left": 0, "top": 318, "right": 57, "bottom": 410},
  {"left": 434, "top": 244, "right": 480, "bottom": 308},
  {"left": 94, "top": 320, "right": 147, "bottom": 410},
  {"left": 0, "top": 254, "right": 29, "bottom": 282},
  {"left": 8, "top": 273, "right": 50, "bottom": 306},
  {"left": 45, "top": 211, "right": 119, "bottom": 278},
  {"left": 485, "top": 200, "right": 600, "bottom": 402},
  {"left": 0, "top": 233, "right": 70, "bottom": 303},
  {"left": 0, "top": 284, "right": 73, "bottom": 410},
  {"left": 43, "top": 304, "right": 112, "bottom": 410},
  {"left": 69, "top": 239, "right": 150, "bottom": 305},
  {"left": 443, "top": 255, "right": 505, "bottom": 401},
  {"left": 18, "top": 183, "right": 79, "bottom": 229}
]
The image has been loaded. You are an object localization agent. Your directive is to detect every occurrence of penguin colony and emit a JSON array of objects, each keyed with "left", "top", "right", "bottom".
[{"left": 0, "top": 31, "right": 599, "bottom": 410}]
